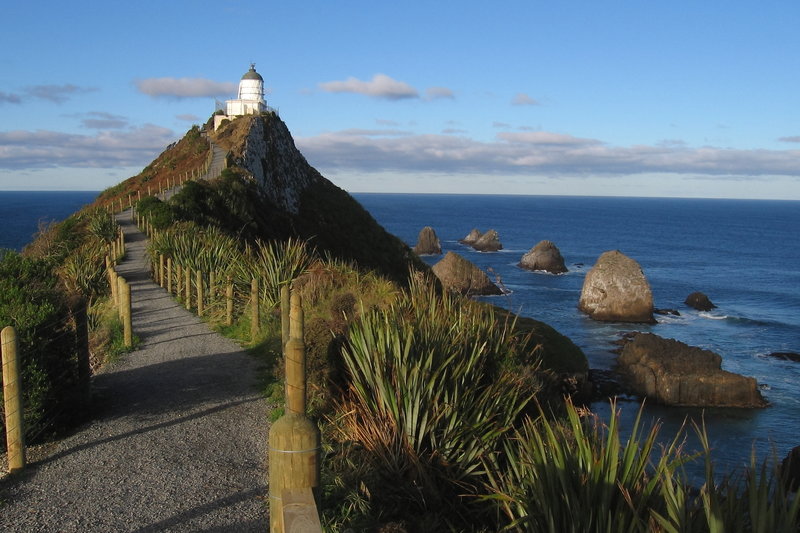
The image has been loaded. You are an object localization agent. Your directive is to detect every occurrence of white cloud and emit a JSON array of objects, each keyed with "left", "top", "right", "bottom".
[
  {"left": 78, "top": 111, "right": 129, "bottom": 130},
  {"left": 176, "top": 113, "right": 201, "bottom": 122},
  {"left": 424, "top": 86, "right": 455, "bottom": 100},
  {"left": 135, "top": 77, "right": 237, "bottom": 99},
  {"left": 779, "top": 136, "right": 800, "bottom": 143},
  {"left": 0, "top": 124, "right": 176, "bottom": 169},
  {"left": 26, "top": 84, "right": 96, "bottom": 103},
  {"left": 319, "top": 74, "right": 419, "bottom": 100},
  {"left": 297, "top": 129, "right": 800, "bottom": 178},
  {"left": 512, "top": 93, "right": 540, "bottom": 106}
]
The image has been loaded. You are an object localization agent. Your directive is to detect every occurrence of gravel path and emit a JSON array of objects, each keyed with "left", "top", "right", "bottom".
[{"left": 1, "top": 212, "right": 270, "bottom": 532}]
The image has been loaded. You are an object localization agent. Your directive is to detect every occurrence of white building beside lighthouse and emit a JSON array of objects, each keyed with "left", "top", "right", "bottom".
[{"left": 214, "top": 64, "right": 267, "bottom": 130}]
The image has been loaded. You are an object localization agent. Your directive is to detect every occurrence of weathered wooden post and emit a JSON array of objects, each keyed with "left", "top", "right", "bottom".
[
  {"left": 167, "top": 257, "right": 173, "bottom": 294},
  {"left": 147, "top": 185, "right": 151, "bottom": 196},
  {"left": 118, "top": 276, "right": 133, "bottom": 348},
  {"left": 2, "top": 326, "right": 26, "bottom": 474},
  {"left": 226, "top": 277, "right": 234, "bottom": 327},
  {"left": 268, "top": 290, "right": 321, "bottom": 533},
  {"left": 196, "top": 270, "right": 204, "bottom": 317},
  {"left": 137, "top": 190, "right": 141, "bottom": 202},
  {"left": 159, "top": 254, "right": 165, "bottom": 288},
  {"left": 111, "top": 239, "right": 117, "bottom": 262},
  {"left": 109, "top": 267, "right": 118, "bottom": 307},
  {"left": 185, "top": 266, "right": 192, "bottom": 311},
  {"left": 281, "top": 284, "right": 290, "bottom": 350},
  {"left": 250, "top": 278, "right": 259, "bottom": 340}
]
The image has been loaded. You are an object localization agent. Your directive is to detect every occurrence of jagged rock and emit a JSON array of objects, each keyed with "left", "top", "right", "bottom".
[
  {"left": 578, "top": 250, "right": 655, "bottom": 323},
  {"left": 459, "top": 228, "right": 482, "bottom": 245},
  {"left": 781, "top": 446, "right": 800, "bottom": 491},
  {"left": 413, "top": 226, "right": 442, "bottom": 255},
  {"left": 617, "top": 333, "right": 767, "bottom": 408},
  {"left": 654, "top": 308, "right": 681, "bottom": 316},
  {"left": 431, "top": 252, "right": 502, "bottom": 296},
  {"left": 519, "top": 240, "right": 567, "bottom": 274},
  {"left": 685, "top": 291, "right": 717, "bottom": 311},
  {"left": 472, "top": 229, "right": 503, "bottom": 252},
  {"left": 765, "top": 352, "right": 800, "bottom": 363},
  {"left": 208, "top": 113, "right": 425, "bottom": 284}
]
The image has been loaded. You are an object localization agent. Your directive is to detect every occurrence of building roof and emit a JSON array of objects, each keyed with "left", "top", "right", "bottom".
[{"left": 241, "top": 64, "right": 263, "bottom": 81}]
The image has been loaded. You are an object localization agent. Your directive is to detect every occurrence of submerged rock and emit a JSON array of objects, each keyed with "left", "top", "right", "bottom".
[
  {"left": 765, "top": 351, "right": 800, "bottom": 363},
  {"left": 578, "top": 250, "right": 655, "bottom": 324},
  {"left": 431, "top": 251, "right": 502, "bottom": 296},
  {"left": 617, "top": 333, "right": 767, "bottom": 408},
  {"left": 413, "top": 226, "right": 442, "bottom": 255},
  {"left": 519, "top": 240, "right": 567, "bottom": 274},
  {"left": 685, "top": 291, "right": 717, "bottom": 311}
]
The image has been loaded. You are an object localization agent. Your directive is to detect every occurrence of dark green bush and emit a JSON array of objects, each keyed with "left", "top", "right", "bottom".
[{"left": 0, "top": 251, "right": 83, "bottom": 449}]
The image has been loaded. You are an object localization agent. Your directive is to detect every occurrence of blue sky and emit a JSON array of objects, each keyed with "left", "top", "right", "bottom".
[{"left": 1, "top": 1, "right": 798, "bottom": 199}]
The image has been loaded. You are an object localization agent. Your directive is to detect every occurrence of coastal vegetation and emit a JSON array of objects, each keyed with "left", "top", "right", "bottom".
[{"left": 4, "top": 118, "right": 798, "bottom": 532}]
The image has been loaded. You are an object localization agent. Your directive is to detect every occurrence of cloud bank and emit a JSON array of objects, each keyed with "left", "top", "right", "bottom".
[
  {"left": 135, "top": 77, "right": 237, "bottom": 99},
  {"left": 0, "top": 125, "right": 176, "bottom": 169},
  {"left": 297, "top": 129, "right": 800, "bottom": 178},
  {"left": 319, "top": 74, "right": 419, "bottom": 100}
]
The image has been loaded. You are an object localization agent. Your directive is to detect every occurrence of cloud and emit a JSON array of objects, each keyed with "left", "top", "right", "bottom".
[
  {"left": 176, "top": 113, "right": 201, "bottom": 122},
  {"left": 77, "top": 111, "right": 129, "bottom": 130},
  {"left": 442, "top": 128, "right": 467, "bottom": 135},
  {"left": 296, "top": 129, "right": 800, "bottom": 178},
  {"left": 0, "top": 124, "right": 176, "bottom": 170},
  {"left": 492, "top": 121, "right": 512, "bottom": 129},
  {"left": 511, "top": 93, "right": 540, "bottom": 106},
  {"left": 135, "top": 77, "right": 237, "bottom": 99},
  {"left": 424, "top": 86, "right": 455, "bottom": 100},
  {"left": 0, "top": 91, "right": 22, "bottom": 105},
  {"left": 779, "top": 136, "right": 800, "bottom": 143},
  {"left": 26, "top": 84, "right": 96, "bottom": 103},
  {"left": 319, "top": 74, "right": 419, "bottom": 100}
]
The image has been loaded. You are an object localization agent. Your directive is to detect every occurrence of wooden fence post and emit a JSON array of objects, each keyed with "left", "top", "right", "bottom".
[
  {"left": 268, "top": 290, "right": 320, "bottom": 533},
  {"left": 176, "top": 263, "right": 182, "bottom": 299},
  {"left": 118, "top": 276, "right": 132, "bottom": 348},
  {"left": 250, "top": 278, "right": 259, "bottom": 340},
  {"left": 109, "top": 267, "right": 118, "bottom": 307},
  {"left": 167, "top": 257, "right": 173, "bottom": 294},
  {"left": 226, "top": 277, "right": 234, "bottom": 327},
  {"left": 185, "top": 266, "right": 192, "bottom": 311},
  {"left": 196, "top": 270, "right": 204, "bottom": 317},
  {"left": 2, "top": 326, "right": 26, "bottom": 474},
  {"left": 159, "top": 254, "right": 165, "bottom": 288},
  {"left": 281, "top": 284, "right": 290, "bottom": 351}
]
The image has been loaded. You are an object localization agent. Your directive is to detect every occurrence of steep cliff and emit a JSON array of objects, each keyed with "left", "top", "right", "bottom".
[{"left": 208, "top": 113, "right": 425, "bottom": 283}]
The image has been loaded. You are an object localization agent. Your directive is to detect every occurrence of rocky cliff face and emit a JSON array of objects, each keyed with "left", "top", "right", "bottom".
[{"left": 210, "top": 113, "right": 424, "bottom": 283}]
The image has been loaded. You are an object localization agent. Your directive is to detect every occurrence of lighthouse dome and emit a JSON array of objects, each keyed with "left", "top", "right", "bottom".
[{"left": 241, "top": 65, "right": 263, "bottom": 81}]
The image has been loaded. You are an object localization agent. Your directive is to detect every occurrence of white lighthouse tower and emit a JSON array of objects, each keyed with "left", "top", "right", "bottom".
[{"left": 215, "top": 64, "right": 266, "bottom": 130}]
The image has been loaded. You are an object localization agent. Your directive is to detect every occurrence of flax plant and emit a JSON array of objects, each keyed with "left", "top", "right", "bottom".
[
  {"left": 234, "top": 237, "right": 313, "bottom": 310},
  {"left": 330, "top": 276, "right": 540, "bottom": 527}
]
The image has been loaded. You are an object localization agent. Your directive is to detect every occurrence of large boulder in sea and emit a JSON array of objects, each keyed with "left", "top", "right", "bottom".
[
  {"left": 578, "top": 250, "right": 655, "bottom": 323},
  {"left": 519, "top": 240, "right": 568, "bottom": 274},
  {"left": 617, "top": 333, "right": 767, "bottom": 408},
  {"left": 473, "top": 229, "right": 503, "bottom": 252},
  {"left": 685, "top": 291, "right": 717, "bottom": 311},
  {"left": 413, "top": 226, "right": 442, "bottom": 255},
  {"left": 431, "top": 252, "right": 502, "bottom": 296},
  {"left": 781, "top": 446, "right": 800, "bottom": 492},
  {"left": 459, "top": 228, "right": 482, "bottom": 245}
]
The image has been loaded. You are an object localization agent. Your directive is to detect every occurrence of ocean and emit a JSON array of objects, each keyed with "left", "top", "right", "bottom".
[
  {"left": 353, "top": 193, "right": 800, "bottom": 476},
  {"left": 0, "top": 191, "right": 99, "bottom": 251},
  {"left": 2, "top": 190, "right": 798, "bottom": 476}
]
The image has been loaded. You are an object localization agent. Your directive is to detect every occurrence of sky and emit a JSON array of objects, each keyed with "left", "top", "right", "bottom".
[{"left": 1, "top": 1, "right": 798, "bottom": 199}]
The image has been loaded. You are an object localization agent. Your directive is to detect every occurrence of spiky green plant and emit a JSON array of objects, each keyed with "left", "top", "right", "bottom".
[
  {"left": 328, "top": 276, "right": 541, "bottom": 528},
  {"left": 57, "top": 237, "right": 108, "bottom": 305},
  {"left": 234, "top": 237, "right": 313, "bottom": 310},
  {"left": 86, "top": 209, "right": 118, "bottom": 243}
]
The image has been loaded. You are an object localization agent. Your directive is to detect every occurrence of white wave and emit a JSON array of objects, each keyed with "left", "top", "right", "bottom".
[{"left": 699, "top": 312, "right": 728, "bottom": 320}]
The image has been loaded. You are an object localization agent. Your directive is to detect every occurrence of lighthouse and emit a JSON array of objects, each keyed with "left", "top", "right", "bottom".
[{"left": 215, "top": 64, "right": 266, "bottom": 129}]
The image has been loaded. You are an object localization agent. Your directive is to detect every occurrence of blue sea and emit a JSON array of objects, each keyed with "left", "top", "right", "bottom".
[
  {"left": 0, "top": 191, "right": 99, "bottom": 251},
  {"left": 354, "top": 193, "right": 800, "bottom": 476},
  {"left": 2, "top": 191, "right": 798, "bottom": 476}
]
